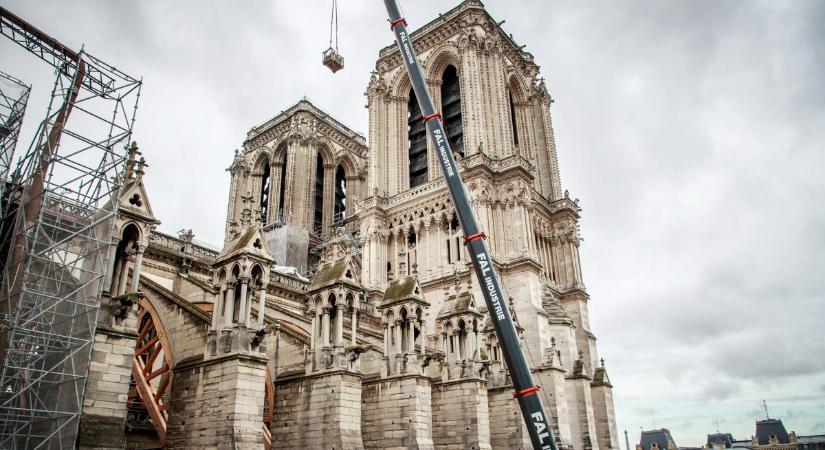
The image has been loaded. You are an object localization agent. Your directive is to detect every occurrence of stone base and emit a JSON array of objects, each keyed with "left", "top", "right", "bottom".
[
  {"left": 165, "top": 351, "right": 268, "bottom": 450},
  {"left": 431, "top": 377, "right": 492, "bottom": 450},
  {"left": 488, "top": 385, "right": 532, "bottom": 450},
  {"left": 78, "top": 329, "right": 137, "bottom": 449},
  {"left": 273, "top": 369, "right": 365, "bottom": 450},
  {"left": 362, "top": 373, "right": 434, "bottom": 450}
]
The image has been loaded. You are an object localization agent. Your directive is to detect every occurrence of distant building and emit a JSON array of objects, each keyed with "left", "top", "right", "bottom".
[{"left": 637, "top": 418, "right": 825, "bottom": 450}]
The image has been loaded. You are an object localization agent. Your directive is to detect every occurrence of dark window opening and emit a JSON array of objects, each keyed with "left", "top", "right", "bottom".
[
  {"left": 408, "top": 88, "right": 428, "bottom": 188},
  {"left": 509, "top": 91, "right": 519, "bottom": 147},
  {"left": 314, "top": 153, "right": 325, "bottom": 233},
  {"left": 333, "top": 165, "right": 347, "bottom": 224},
  {"left": 277, "top": 144, "right": 288, "bottom": 217},
  {"left": 259, "top": 159, "right": 271, "bottom": 223},
  {"left": 441, "top": 65, "right": 464, "bottom": 158}
]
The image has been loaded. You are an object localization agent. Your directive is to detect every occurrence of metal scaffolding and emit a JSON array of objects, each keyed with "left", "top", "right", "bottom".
[
  {"left": 0, "top": 70, "right": 30, "bottom": 196},
  {"left": 0, "top": 6, "right": 142, "bottom": 449}
]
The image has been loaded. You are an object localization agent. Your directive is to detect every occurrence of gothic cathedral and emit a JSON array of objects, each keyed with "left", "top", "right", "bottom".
[{"left": 78, "top": 2, "right": 618, "bottom": 449}]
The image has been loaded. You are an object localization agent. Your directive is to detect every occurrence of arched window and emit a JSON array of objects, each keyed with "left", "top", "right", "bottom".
[
  {"left": 408, "top": 88, "right": 428, "bottom": 188},
  {"left": 441, "top": 65, "right": 464, "bottom": 158},
  {"left": 276, "top": 143, "right": 287, "bottom": 217},
  {"left": 313, "top": 153, "right": 325, "bottom": 233},
  {"left": 333, "top": 165, "right": 347, "bottom": 223},
  {"left": 259, "top": 158, "right": 271, "bottom": 223},
  {"left": 509, "top": 90, "right": 519, "bottom": 147}
]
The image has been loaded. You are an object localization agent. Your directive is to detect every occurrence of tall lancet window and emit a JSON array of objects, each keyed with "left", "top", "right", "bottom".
[
  {"left": 259, "top": 158, "right": 271, "bottom": 223},
  {"left": 333, "top": 165, "right": 347, "bottom": 223},
  {"left": 277, "top": 143, "right": 287, "bottom": 218},
  {"left": 509, "top": 91, "right": 519, "bottom": 147},
  {"left": 441, "top": 65, "right": 464, "bottom": 158},
  {"left": 408, "top": 88, "right": 428, "bottom": 188},
  {"left": 313, "top": 153, "right": 325, "bottom": 233}
]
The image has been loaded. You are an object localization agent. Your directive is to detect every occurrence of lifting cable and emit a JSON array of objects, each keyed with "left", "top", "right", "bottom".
[{"left": 328, "top": 0, "right": 339, "bottom": 52}]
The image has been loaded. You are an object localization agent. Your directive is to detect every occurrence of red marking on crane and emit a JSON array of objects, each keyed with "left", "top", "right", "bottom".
[
  {"left": 422, "top": 112, "right": 442, "bottom": 123},
  {"left": 463, "top": 231, "right": 487, "bottom": 244},
  {"left": 513, "top": 385, "right": 541, "bottom": 398},
  {"left": 390, "top": 18, "right": 408, "bottom": 30}
]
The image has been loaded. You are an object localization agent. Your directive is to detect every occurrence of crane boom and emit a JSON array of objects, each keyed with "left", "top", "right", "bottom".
[{"left": 381, "top": 2, "right": 559, "bottom": 449}]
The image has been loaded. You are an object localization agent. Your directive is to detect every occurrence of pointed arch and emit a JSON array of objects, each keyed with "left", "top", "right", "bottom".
[
  {"left": 254, "top": 152, "right": 272, "bottom": 224},
  {"left": 441, "top": 65, "right": 464, "bottom": 158},
  {"left": 408, "top": 87, "right": 428, "bottom": 188},
  {"left": 274, "top": 142, "right": 288, "bottom": 219}
]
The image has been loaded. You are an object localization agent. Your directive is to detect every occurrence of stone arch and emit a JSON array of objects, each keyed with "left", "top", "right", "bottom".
[
  {"left": 427, "top": 45, "right": 461, "bottom": 83},
  {"left": 253, "top": 151, "right": 272, "bottom": 224}
]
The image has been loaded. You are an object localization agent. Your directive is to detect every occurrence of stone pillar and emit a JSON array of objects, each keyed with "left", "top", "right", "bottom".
[
  {"left": 322, "top": 307, "right": 331, "bottom": 347},
  {"left": 130, "top": 247, "right": 144, "bottom": 293},
  {"left": 335, "top": 302, "right": 345, "bottom": 346},
  {"left": 238, "top": 277, "right": 249, "bottom": 325},
  {"left": 310, "top": 313, "right": 317, "bottom": 349},
  {"left": 351, "top": 308, "right": 358, "bottom": 345},
  {"left": 166, "top": 352, "right": 268, "bottom": 450},
  {"left": 361, "top": 375, "right": 434, "bottom": 450},
  {"left": 212, "top": 287, "right": 223, "bottom": 331},
  {"left": 224, "top": 283, "right": 235, "bottom": 329},
  {"left": 273, "top": 371, "right": 365, "bottom": 449},
  {"left": 257, "top": 286, "right": 266, "bottom": 326},
  {"left": 431, "top": 378, "right": 492, "bottom": 450},
  {"left": 116, "top": 255, "right": 131, "bottom": 297},
  {"left": 383, "top": 324, "right": 389, "bottom": 355},
  {"left": 419, "top": 320, "right": 426, "bottom": 355},
  {"left": 407, "top": 319, "right": 415, "bottom": 353},
  {"left": 394, "top": 320, "right": 402, "bottom": 354}
]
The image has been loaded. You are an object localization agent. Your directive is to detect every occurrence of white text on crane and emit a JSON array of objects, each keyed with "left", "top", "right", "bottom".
[{"left": 475, "top": 253, "right": 505, "bottom": 321}]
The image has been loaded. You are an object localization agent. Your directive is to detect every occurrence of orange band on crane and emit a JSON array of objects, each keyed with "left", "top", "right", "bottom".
[
  {"left": 422, "top": 112, "right": 442, "bottom": 123},
  {"left": 390, "top": 18, "right": 408, "bottom": 30},
  {"left": 513, "top": 385, "right": 541, "bottom": 398},
  {"left": 463, "top": 231, "right": 487, "bottom": 244}
]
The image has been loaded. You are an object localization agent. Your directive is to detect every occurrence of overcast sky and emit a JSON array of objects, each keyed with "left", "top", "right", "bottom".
[{"left": 2, "top": 0, "right": 824, "bottom": 446}]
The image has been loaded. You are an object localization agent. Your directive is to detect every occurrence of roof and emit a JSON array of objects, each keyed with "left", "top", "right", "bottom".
[
  {"left": 216, "top": 227, "right": 274, "bottom": 264},
  {"left": 640, "top": 429, "right": 677, "bottom": 450},
  {"left": 380, "top": 276, "right": 427, "bottom": 308},
  {"left": 437, "top": 291, "right": 482, "bottom": 320},
  {"left": 755, "top": 419, "right": 790, "bottom": 445},
  {"left": 246, "top": 98, "right": 367, "bottom": 147},
  {"left": 707, "top": 433, "right": 735, "bottom": 448},
  {"left": 308, "top": 259, "right": 360, "bottom": 292}
]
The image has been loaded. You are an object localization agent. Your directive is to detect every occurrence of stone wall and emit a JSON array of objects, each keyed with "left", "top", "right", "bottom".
[
  {"left": 591, "top": 380, "right": 619, "bottom": 450},
  {"left": 488, "top": 386, "right": 532, "bottom": 450},
  {"left": 362, "top": 374, "right": 434, "bottom": 449},
  {"left": 165, "top": 352, "right": 267, "bottom": 450},
  {"left": 77, "top": 329, "right": 136, "bottom": 449},
  {"left": 431, "top": 378, "right": 492, "bottom": 450},
  {"left": 273, "top": 369, "right": 364, "bottom": 449}
]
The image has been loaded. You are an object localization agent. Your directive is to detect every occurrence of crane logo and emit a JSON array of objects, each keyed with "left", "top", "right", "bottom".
[{"left": 531, "top": 412, "right": 555, "bottom": 449}]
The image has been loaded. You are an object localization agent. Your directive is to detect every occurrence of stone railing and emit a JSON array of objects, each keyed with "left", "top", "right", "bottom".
[{"left": 149, "top": 230, "right": 220, "bottom": 262}]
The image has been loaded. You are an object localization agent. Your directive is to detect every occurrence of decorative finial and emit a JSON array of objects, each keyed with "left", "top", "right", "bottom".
[
  {"left": 135, "top": 157, "right": 147, "bottom": 181},
  {"left": 578, "top": 350, "right": 584, "bottom": 360},
  {"left": 600, "top": 357, "right": 605, "bottom": 368}
]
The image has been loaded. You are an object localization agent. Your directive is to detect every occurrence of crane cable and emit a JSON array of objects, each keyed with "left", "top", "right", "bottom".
[{"left": 329, "top": 0, "right": 339, "bottom": 52}]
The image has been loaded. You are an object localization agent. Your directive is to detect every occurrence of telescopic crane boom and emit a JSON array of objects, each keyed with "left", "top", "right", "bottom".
[{"left": 381, "top": 2, "right": 559, "bottom": 449}]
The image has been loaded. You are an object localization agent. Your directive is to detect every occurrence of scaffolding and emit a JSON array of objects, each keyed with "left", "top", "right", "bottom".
[
  {"left": 0, "top": 6, "right": 142, "bottom": 449},
  {"left": 0, "top": 70, "right": 30, "bottom": 196}
]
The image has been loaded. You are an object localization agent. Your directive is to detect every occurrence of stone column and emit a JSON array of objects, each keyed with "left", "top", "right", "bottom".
[
  {"left": 212, "top": 287, "right": 224, "bottom": 331},
  {"left": 383, "top": 323, "right": 389, "bottom": 355},
  {"left": 238, "top": 277, "right": 249, "bottom": 326},
  {"left": 224, "top": 283, "right": 235, "bottom": 329},
  {"left": 116, "top": 255, "right": 131, "bottom": 297},
  {"left": 419, "top": 320, "right": 426, "bottom": 355},
  {"left": 322, "top": 307, "right": 331, "bottom": 347},
  {"left": 394, "top": 320, "right": 402, "bottom": 354},
  {"left": 351, "top": 307, "right": 358, "bottom": 345},
  {"left": 407, "top": 319, "right": 415, "bottom": 353},
  {"left": 335, "top": 302, "right": 345, "bottom": 346},
  {"left": 310, "top": 313, "right": 317, "bottom": 349},
  {"left": 257, "top": 286, "right": 266, "bottom": 327}
]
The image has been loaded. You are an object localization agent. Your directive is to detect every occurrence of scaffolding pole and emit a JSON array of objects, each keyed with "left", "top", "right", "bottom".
[{"left": 0, "top": 7, "right": 142, "bottom": 448}]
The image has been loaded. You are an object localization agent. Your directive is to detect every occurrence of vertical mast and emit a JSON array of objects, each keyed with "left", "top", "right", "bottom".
[{"left": 381, "top": 2, "right": 558, "bottom": 449}]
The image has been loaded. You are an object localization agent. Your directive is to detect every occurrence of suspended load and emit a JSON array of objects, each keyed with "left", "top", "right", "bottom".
[{"left": 323, "top": 0, "right": 344, "bottom": 73}]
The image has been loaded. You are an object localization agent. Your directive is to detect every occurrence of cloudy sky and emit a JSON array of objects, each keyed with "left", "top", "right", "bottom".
[{"left": 3, "top": 0, "right": 824, "bottom": 446}]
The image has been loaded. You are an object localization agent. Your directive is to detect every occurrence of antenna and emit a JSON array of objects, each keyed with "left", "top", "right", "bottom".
[
  {"left": 762, "top": 400, "right": 770, "bottom": 420},
  {"left": 714, "top": 417, "right": 720, "bottom": 433},
  {"left": 625, "top": 429, "right": 631, "bottom": 450}
]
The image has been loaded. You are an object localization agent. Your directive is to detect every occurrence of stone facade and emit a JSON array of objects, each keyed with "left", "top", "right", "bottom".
[{"left": 77, "top": 1, "right": 618, "bottom": 449}]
